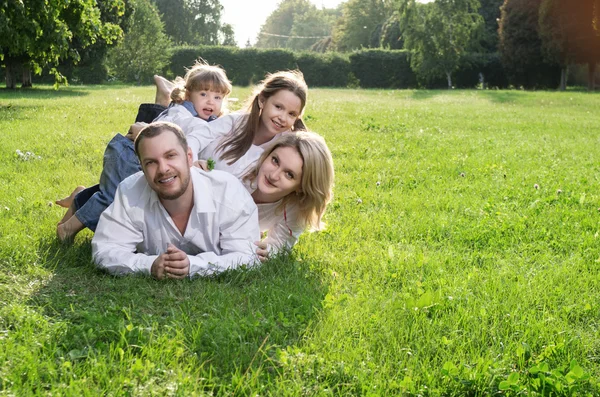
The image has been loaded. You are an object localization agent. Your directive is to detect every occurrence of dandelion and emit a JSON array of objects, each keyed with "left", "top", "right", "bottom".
[{"left": 356, "top": 198, "right": 363, "bottom": 204}]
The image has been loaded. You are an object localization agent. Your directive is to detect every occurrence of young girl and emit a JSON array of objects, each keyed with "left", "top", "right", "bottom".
[
  {"left": 243, "top": 131, "right": 335, "bottom": 257},
  {"left": 56, "top": 62, "right": 232, "bottom": 243},
  {"left": 169, "top": 70, "right": 308, "bottom": 177}
]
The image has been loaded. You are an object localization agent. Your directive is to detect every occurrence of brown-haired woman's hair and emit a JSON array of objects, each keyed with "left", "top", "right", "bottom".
[
  {"left": 217, "top": 70, "right": 308, "bottom": 165},
  {"left": 243, "top": 131, "right": 334, "bottom": 231}
]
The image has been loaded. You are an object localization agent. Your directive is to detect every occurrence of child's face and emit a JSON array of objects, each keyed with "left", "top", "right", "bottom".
[
  {"left": 258, "top": 90, "right": 302, "bottom": 137},
  {"left": 186, "top": 90, "right": 224, "bottom": 121}
]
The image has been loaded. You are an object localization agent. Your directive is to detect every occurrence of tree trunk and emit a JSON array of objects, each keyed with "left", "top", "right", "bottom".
[
  {"left": 559, "top": 66, "right": 568, "bottom": 91},
  {"left": 588, "top": 62, "right": 596, "bottom": 91},
  {"left": 5, "top": 60, "right": 17, "bottom": 89},
  {"left": 446, "top": 71, "right": 452, "bottom": 89},
  {"left": 21, "top": 66, "right": 32, "bottom": 88}
]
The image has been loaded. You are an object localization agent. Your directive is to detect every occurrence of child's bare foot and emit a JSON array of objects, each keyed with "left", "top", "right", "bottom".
[
  {"left": 154, "top": 75, "right": 175, "bottom": 107},
  {"left": 57, "top": 215, "right": 85, "bottom": 244},
  {"left": 56, "top": 185, "right": 85, "bottom": 208}
]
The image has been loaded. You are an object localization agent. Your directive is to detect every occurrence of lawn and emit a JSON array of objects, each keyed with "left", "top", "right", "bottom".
[{"left": 1, "top": 85, "right": 599, "bottom": 395}]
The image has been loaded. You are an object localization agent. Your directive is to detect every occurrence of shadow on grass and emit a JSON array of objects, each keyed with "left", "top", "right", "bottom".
[
  {"left": 0, "top": 87, "right": 90, "bottom": 99},
  {"left": 30, "top": 238, "right": 327, "bottom": 378},
  {"left": 477, "top": 90, "right": 526, "bottom": 104},
  {"left": 410, "top": 89, "right": 444, "bottom": 100}
]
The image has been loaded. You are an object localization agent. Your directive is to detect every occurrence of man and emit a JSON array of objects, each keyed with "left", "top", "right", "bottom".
[{"left": 92, "top": 121, "right": 260, "bottom": 279}]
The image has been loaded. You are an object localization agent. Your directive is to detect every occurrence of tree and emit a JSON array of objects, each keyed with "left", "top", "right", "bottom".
[
  {"left": 106, "top": 0, "right": 171, "bottom": 85},
  {"left": 478, "top": 0, "right": 504, "bottom": 52},
  {"left": 498, "top": 0, "right": 561, "bottom": 89},
  {"left": 288, "top": 8, "right": 336, "bottom": 50},
  {"left": 538, "top": 0, "right": 600, "bottom": 90},
  {"left": 332, "top": 0, "right": 394, "bottom": 51},
  {"left": 380, "top": 13, "right": 404, "bottom": 49},
  {"left": 220, "top": 24, "right": 237, "bottom": 47},
  {"left": 400, "top": 0, "right": 483, "bottom": 88},
  {"left": 152, "top": 0, "right": 229, "bottom": 45},
  {"left": 255, "top": 0, "right": 315, "bottom": 48},
  {"left": 0, "top": 0, "right": 123, "bottom": 88}
]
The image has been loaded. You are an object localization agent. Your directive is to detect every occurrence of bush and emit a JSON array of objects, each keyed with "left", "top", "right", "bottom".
[
  {"left": 169, "top": 46, "right": 349, "bottom": 87},
  {"left": 349, "top": 49, "right": 417, "bottom": 88},
  {"left": 295, "top": 52, "right": 350, "bottom": 87}
]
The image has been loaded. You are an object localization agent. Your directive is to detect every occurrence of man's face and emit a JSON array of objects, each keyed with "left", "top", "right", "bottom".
[{"left": 138, "top": 130, "right": 193, "bottom": 201}]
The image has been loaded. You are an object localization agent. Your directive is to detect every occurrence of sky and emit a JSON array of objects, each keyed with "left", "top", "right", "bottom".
[{"left": 220, "top": 0, "right": 346, "bottom": 47}]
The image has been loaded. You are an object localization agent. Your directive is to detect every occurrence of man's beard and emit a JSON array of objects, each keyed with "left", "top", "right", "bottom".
[{"left": 155, "top": 169, "right": 191, "bottom": 201}]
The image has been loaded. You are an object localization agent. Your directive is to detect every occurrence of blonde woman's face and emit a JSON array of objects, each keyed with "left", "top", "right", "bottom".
[
  {"left": 255, "top": 146, "right": 303, "bottom": 202},
  {"left": 258, "top": 90, "right": 302, "bottom": 136}
]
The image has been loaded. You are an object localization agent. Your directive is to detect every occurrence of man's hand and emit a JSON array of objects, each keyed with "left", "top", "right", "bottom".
[
  {"left": 163, "top": 243, "right": 190, "bottom": 279},
  {"left": 151, "top": 254, "right": 167, "bottom": 280},
  {"left": 151, "top": 244, "right": 190, "bottom": 279},
  {"left": 126, "top": 122, "right": 148, "bottom": 142},
  {"left": 255, "top": 240, "right": 269, "bottom": 262}
]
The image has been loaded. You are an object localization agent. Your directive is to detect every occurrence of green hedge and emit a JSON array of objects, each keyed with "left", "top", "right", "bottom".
[
  {"left": 6, "top": 45, "right": 513, "bottom": 90},
  {"left": 168, "top": 46, "right": 349, "bottom": 87},
  {"left": 349, "top": 49, "right": 417, "bottom": 88}
]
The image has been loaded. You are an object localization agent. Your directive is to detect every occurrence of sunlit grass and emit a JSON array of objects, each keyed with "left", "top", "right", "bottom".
[{"left": 1, "top": 85, "right": 599, "bottom": 395}]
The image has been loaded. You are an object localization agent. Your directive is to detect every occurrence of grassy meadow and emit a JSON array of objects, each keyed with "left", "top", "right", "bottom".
[{"left": 1, "top": 84, "right": 600, "bottom": 395}]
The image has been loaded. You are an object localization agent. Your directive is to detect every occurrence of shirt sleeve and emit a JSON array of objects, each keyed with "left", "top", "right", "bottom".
[
  {"left": 91, "top": 182, "right": 157, "bottom": 275},
  {"left": 187, "top": 196, "right": 260, "bottom": 277},
  {"left": 157, "top": 108, "right": 236, "bottom": 161}
]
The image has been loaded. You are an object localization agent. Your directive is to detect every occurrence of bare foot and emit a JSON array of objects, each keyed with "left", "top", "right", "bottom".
[
  {"left": 154, "top": 75, "right": 175, "bottom": 107},
  {"left": 56, "top": 185, "right": 85, "bottom": 208},
  {"left": 57, "top": 215, "right": 85, "bottom": 244}
]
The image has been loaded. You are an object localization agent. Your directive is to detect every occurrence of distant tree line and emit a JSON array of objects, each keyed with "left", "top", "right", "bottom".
[{"left": 1, "top": 0, "right": 598, "bottom": 89}]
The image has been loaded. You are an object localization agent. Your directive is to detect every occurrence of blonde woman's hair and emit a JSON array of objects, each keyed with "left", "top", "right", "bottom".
[
  {"left": 217, "top": 70, "right": 308, "bottom": 165},
  {"left": 170, "top": 59, "right": 232, "bottom": 116},
  {"left": 244, "top": 131, "right": 334, "bottom": 231}
]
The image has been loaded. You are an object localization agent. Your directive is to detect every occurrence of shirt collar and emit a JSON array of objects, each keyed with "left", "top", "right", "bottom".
[{"left": 181, "top": 100, "right": 198, "bottom": 117}]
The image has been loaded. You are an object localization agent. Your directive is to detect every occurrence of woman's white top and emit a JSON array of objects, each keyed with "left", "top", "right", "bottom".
[
  {"left": 243, "top": 180, "right": 304, "bottom": 253},
  {"left": 198, "top": 114, "right": 287, "bottom": 179}
]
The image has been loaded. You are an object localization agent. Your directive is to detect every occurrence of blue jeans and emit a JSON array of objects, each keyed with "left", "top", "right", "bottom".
[{"left": 73, "top": 134, "right": 141, "bottom": 231}]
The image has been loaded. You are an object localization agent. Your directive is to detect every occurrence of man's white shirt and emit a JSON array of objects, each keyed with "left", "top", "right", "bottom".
[{"left": 92, "top": 167, "right": 260, "bottom": 277}]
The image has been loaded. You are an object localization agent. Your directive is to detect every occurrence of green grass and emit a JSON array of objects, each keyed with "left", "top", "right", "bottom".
[{"left": 1, "top": 85, "right": 600, "bottom": 395}]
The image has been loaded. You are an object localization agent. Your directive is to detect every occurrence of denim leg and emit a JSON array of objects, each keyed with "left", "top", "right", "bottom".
[
  {"left": 73, "top": 184, "right": 100, "bottom": 211},
  {"left": 136, "top": 103, "right": 167, "bottom": 123},
  {"left": 74, "top": 134, "right": 141, "bottom": 231}
]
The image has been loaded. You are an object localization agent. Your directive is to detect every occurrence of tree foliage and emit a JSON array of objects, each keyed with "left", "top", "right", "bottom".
[
  {"left": 332, "top": 0, "right": 394, "bottom": 51},
  {"left": 498, "top": 0, "right": 560, "bottom": 88},
  {"left": 538, "top": 0, "right": 600, "bottom": 89},
  {"left": 478, "top": 0, "right": 504, "bottom": 52},
  {"left": 400, "top": 0, "right": 483, "bottom": 88},
  {"left": 255, "top": 0, "right": 336, "bottom": 50},
  {"left": 0, "top": 0, "right": 124, "bottom": 88},
  {"left": 151, "top": 0, "right": 231, "bottom": 46},
  {"left": 107, "top": 0, "right": 171, "bottom": 84}
]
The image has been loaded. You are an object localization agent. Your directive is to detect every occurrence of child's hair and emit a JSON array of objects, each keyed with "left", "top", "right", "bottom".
[
  {"left": 218, "top": 70, "right": 308, "bottom": 165},
  {"left": 244, "top": 131, "right": 334, "bottom": 231},
  {"left": 170, "top": 59, "right": 232, "bottom": 115}
]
